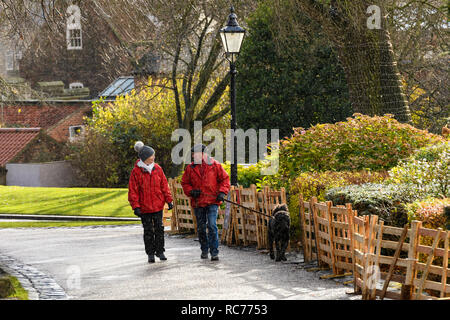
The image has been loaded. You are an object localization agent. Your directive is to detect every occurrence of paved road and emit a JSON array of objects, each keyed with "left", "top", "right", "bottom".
[{"left": 0, "top": 225, "right": 357, "bottom": 300}]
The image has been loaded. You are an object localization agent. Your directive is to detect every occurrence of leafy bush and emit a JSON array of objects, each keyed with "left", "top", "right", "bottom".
[
  {"left": 288, "top": 171, "right": 388, "bottom": 241},
  {"left": 290, "top": 170, "right": 388, "bottom": 202},
  {"left": 279, "top": 114, "right": 444, "bottom": 179},
  {"left": 325, "top": 183, "right": 438, "bottom": 227},
  {"left": 387, "top": 142, "right": 449, "bottom": 198},
  {"left": 406, "top": 198, "right": 450, "bottom": 229},
  {"left": 407, "top": 198, "right": 449, "bottom": 277},
  {"left": 221, "top": 162, "right": 265, "bottom": 188},
  {"left": 413, "top": 141, "right": 449, "bottom": 162},
  {"left": 220, "top": 158, "right": 287, "bottom": 190},
  {"left": 67, "top": 128, "right": 121, "bottom": 187},
  {"left": 68, "top": 85, "right": 178, "bottom": 187},
  {"left": 288, "top": 192, "right": 302, "bottom": 243}
]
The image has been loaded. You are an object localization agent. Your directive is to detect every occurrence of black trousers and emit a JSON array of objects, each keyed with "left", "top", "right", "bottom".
[{"left": 141, "top": 211, "right": 164, "bottom": 256}]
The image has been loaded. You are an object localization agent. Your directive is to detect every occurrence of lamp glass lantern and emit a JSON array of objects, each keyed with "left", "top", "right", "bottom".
[{"left": 219, "top": 7, "right": 246, "bottom": 64}]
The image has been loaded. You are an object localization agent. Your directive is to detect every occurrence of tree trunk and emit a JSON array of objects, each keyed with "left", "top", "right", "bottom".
[
  {"left": 333, "top": 8, "right": 411, "bottom": 122},
  {"left": 293, "top": 0, "right": 412, "bottom": 123}
]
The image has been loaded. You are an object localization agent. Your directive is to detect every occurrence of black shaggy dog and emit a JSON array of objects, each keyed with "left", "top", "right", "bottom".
[{"left": 268, "top": 204, "right": 290, "bottom": 261}]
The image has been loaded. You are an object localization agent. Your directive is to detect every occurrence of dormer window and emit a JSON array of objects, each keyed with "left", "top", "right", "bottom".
[{"left": 69, "top": 82, "right": 84, "bottom": 89}]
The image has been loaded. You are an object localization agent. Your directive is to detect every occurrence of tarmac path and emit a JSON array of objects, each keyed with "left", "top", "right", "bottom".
[{"left": 0, "top": 225, "right": 357, "bottom": 300}]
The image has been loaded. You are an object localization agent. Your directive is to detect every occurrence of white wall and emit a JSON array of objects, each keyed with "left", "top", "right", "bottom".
[{"left": 6, "top": 161, "right": 80, "bottom": 187}]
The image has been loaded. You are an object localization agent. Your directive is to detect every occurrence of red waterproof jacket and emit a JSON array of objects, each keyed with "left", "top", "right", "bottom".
[
  {"left": 128, "top": 160, "right": 173, "bottom": 214},
  {"left": 181, "top": 157, "right": 230, "bottom": 208}
]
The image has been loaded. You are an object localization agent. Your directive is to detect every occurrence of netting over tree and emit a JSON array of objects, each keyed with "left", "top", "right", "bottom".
[{"left": 274, "top": 0, "right": 417, "bottom": 123}]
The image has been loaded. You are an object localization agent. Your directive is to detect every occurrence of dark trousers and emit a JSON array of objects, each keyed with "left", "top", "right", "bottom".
[{"left": 141, "top": 211, "right": 164, "bottom": 256}]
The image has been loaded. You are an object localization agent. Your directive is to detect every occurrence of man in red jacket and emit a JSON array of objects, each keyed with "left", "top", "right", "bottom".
[
  {"left": 181, "top": 144, "right": 230, "bottom": 261},
  {"left": 129, "top": 141, "right": 173, "bottom": 263}
]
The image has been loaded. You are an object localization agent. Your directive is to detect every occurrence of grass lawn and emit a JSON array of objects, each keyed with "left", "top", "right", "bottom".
[
  {"left": 0, "top": 186, "right": 133, "bottom": 217},
  {"left": 4, "top": 276, "right": 29, "bottom": 300}
]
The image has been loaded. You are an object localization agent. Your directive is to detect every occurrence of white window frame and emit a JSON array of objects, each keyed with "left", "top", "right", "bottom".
[
  {"left": 69, "top": 125, "right": 85, "bottom": 142},
  {"left": 66, "top": 5, "right": 82, "bottom": 50},
  {"left": 5, "top": 50, "right": 14, "bottom": 71}
]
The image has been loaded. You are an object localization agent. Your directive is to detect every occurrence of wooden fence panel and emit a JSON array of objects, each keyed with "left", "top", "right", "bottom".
[
  {"left": 329, "top": 205, "right": 355, "bottom": 274},
  {"left": 314, "top": 202, "right": 334, "bottom": 270},
  {"left": 413, "top": 227, "right": 450, "bottom": 299},
  {"left": 298, "top": 193, "right": 449, "bottom": 300},
  {"left": 231, "top": 186, "right": 247, "bottom": 246},
  {"left": 170, "top": 179, "right": 196, "bottom": 233},
  {"left": 221, "top": 185, "right": 287, "bottom": 248},
  {"left": 376, "top": 222, "right": 412, "bottom": 299},
  {"left": 237, "top": 185, "right": 259, "bottom": 245}
]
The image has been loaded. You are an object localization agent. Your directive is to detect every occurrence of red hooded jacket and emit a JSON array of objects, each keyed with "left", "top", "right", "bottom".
[
  {"left": 181, "top": 157, "right": 230, "bottom": 208},
  {"left": 128, "top": 160, "right": 173, "bottom": 214}
]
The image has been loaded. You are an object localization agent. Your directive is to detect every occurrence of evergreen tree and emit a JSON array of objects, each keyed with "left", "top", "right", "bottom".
[{"left": 236, "top": 1, "right": 352, "bottom": 138}]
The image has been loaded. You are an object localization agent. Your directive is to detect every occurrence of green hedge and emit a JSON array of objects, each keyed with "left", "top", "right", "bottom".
[
  {"left": 279, "top": 114, "right": 444, "bottom": 179},
  {"left": 325, "top": 183, "right": 439, "bottom": 227},
  {"left": 290, "top": 170, "right": 388, "bottom": 202},
  {"left": 287, "top": 170, "right": 388, "bottom": 241}
]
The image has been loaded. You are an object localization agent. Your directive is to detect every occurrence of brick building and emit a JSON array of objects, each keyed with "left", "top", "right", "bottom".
[
  {"left": 32, "top": 4, "right": 131, "bottom": 97},
  {"left": 0, "top": 99, "right": 91, "bottom": 172}
]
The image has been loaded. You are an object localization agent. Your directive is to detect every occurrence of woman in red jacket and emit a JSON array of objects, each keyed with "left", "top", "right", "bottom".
[{"left": 128, "top": 141, "right": 173, "bottom": 263}]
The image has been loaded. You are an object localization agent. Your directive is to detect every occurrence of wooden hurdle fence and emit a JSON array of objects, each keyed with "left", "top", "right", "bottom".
[
  {"left": 168, "top": 179, "right": 287, "bottom": 250},
  {"left": 298, "top": 194, "right": 450, "bottom": 300}
]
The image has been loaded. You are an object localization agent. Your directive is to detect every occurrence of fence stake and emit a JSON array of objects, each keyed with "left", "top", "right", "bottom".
[
  {"left": 238, "top": 187, "right": 248, "bottom": 246},
  {"left": 347, "top": 204, "right": 358, "bottom": 293},
  {"left": 307, "top": 200, "right": 315, "bottom": 262},
  {"left": 311, "top": 197, "right": 321, "bottom": 268},
  {"left": 404, "top": 220, "right": 420, "bottom": 299},
  {"left": 370, "top": 220, "right": 384, "bottom": 300},
  {"left": 298, "top": 194, "right": 308, "bottom": 260},
  {"left": 440, "top": 231, "right": 449, "bottom": 298},
  {"left": 326, "top": 201, "right": 338, "bottom": 275}
]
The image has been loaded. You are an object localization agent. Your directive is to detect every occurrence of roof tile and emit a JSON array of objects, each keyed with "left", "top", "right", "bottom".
[{"left": 0, "top": 128, "right": 41, "bottom": 166}]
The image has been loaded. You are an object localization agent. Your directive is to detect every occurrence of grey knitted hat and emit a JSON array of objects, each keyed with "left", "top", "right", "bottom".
[
  {"left": 134, "top": 141, "right": 155, "bottom": 161},
  {"left": 191, "top": 144, "right": 207, "bottom": 153}
]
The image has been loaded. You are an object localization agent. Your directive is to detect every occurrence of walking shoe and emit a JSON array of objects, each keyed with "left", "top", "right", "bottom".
[
  {"left": 158, "top": 253, "right": 167, "bottom": 261},
  {"left": 211, "top": 255, "right": 219, "bottom": 261},
  {"left": 201, "top": 252, "right": 208, "bottom": 259},
  {"left": 148, "top": 254, "right": 155, "bottom": 263}
]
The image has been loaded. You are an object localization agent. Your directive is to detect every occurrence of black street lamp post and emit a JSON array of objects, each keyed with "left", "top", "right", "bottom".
[{"left": 220, "top": 6, "right": 245, "bottom": 186}]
